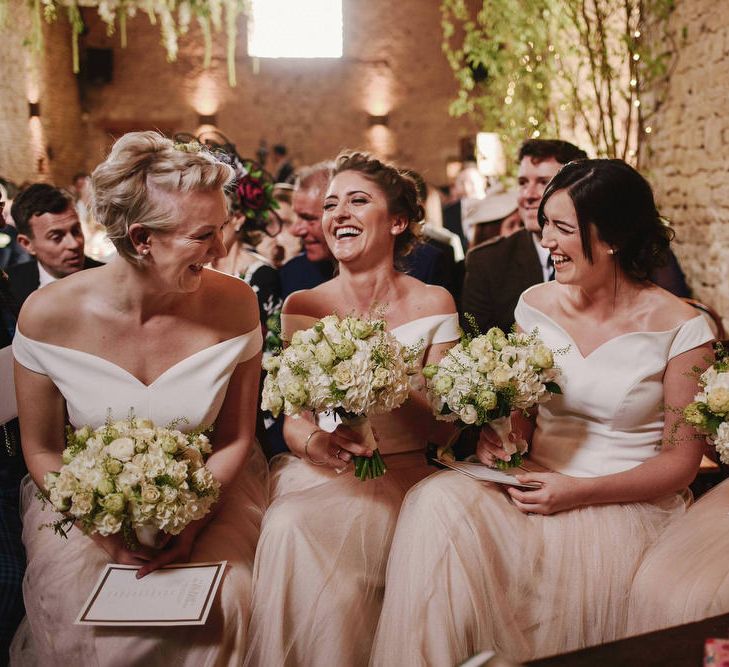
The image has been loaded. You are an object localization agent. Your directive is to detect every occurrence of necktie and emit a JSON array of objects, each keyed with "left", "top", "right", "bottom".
[{"left": 546, "top": 255, "right": 555, "bottom": 281}]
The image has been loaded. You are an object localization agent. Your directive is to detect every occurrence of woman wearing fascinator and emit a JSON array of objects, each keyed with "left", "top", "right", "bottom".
[
  {"left": 11, "top": 131, "right": 268, "bottom": 665},
  {"left": 371, "top": 159, "right": 714, "bottom": 665},
  {"left": 207, "top": 153, "right": 284, "bottom": 350},
  {"left": 244, "top": 151, "right": 460, "bottom": 666}
]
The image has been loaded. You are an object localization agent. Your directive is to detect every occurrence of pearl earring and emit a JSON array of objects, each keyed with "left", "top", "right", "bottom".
[
  {"left": 607, "top": 248, "right": 616, "bottom": 255},
  {"left": 141, "top": 248, "right": 150, "bottom": 256}
]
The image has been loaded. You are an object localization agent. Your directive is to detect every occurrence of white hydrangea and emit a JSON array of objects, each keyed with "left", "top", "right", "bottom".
[
  {"left": 424, "top": 327, "right": 563, "bottom": 434},
  {"left": 43, "top": 418, "right": 220, "bottom": 543},
  {"left": 261, "top": 313, "right": 418, "bottom": 420}
]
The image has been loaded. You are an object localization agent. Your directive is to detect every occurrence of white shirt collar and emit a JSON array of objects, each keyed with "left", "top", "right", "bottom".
[
  {"left": 37, "top": 261, "right": 59, "bottom": 289},
  {"left": 531, "top": 233, "right": 551, "bottom": 282}
]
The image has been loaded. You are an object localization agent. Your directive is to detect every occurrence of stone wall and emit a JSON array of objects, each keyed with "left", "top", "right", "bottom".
[
  {"left": 0, "top": 5, "right": 86, "bottom": 188},
  {"left": 0, "top": 0, "right": 477, "bottom": 187},
  {"left": 643, "top": 0, "right": 729, "bottom": 328}
]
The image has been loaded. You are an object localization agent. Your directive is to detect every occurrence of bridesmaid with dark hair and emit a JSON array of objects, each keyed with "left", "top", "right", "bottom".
[{"left": 371, "top": 159, "right": 714, "bottom": 665}]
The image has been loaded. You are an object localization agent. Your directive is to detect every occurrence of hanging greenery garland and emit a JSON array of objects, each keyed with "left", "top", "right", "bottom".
[{"left": 0, "top": 0, "right": 249, "bottom": 86}]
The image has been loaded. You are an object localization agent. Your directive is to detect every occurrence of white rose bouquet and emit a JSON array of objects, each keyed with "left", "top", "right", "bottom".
[
  {"left": 261, "top": 314, "right": 420, "bottom": 480},
  {"left": 43, "top": 416, "right": 220, "bottom": 548},
  {"left": 684, "top": 345, "right": 729, "bottom": 463},
  {"left": 424, "top": 326, "right": 562, "bottom": 468}
]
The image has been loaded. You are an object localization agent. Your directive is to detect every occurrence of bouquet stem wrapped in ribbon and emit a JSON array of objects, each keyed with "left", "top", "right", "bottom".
[
  {"left": 424, "top": 325, "right": 562, "bottom": 468},
  {"left": 42, "top": 416, "right": 220, "bottom": 548},
  {"left": 261, "top": 313, "right": 421, "bottom": 480}
]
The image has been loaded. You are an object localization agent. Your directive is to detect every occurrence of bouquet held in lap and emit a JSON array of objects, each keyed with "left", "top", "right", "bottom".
[
  {"left": 261, "top": 313, "right": 420, "bottom": 479},
  {"left": 424, "top": 324, "right": 562, "bottom": 468},
  {"left": 43, "top": 417, "right": 220, "bottom": 548}
]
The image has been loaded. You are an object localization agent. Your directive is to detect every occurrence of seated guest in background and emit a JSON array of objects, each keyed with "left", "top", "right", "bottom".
[
  {"left": 465, "top": 189, "right": 519, "bottom": 247},
  {"left": 462, "top": 138, "right": 588, "bottom": 333},
  {"left": 211, "top": 162, "right": 282, "bottom": 345},
  {"left": 442, "top": 162, "right": 486, "bottom": 252},
  {"left": 272, "top": 183, "right": 302, "bottom": 266},
  {"left": 402, "top": 170, "right": 460, "bottom": 303},
  {"left": 8, "top": 183, "right": 102, "bottom": 306},
  {"left": 0, "top": 197, "right": 24, "bottom": 664},
  {"left": 371, "top": 159, "right": 713, "bottom": 666},
  {"left": 0, "top": 178, "right": 30, "bottom": 270},
  {"left": 279, "top": 162, "right": 336, "bottom": 298},
  {"left": 11, "top": 131, "right": 268, "bottom": 665},
  {"left": 245, "top": 151, "right": 459, "bottom": 667}
]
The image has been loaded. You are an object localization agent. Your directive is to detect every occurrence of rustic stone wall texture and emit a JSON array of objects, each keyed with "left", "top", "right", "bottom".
[
  {"left": 0, "top": 5, "right": 85, "bottom": 187},
  {"left": 642, "top": 0, "right": 729, "bottom": 328},
  {"left": 1, "top": 0, "right": 477, "bottom": 187}
]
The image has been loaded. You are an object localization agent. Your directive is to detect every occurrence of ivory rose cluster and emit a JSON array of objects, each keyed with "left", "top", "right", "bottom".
[{"left": 44, "top": 417, "right": 220, "bottom": 543}]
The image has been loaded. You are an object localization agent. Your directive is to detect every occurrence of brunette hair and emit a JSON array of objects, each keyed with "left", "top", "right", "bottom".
[
  {"left": 332, "top": 150, "right": 424, "bottom": 264},
  {"left": 537, "top": 159, "right": 673, "bottom": 281}
]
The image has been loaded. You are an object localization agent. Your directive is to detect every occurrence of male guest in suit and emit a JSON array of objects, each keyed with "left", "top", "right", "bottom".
[
  {"left": 7, "top": 183, "right": 101, "bottom": 307},
  {"left": 461, "top": 139, "right": 587, "bottom": 334},
  {"left": 279, "top": 162, "right": 336, "bottom": 299}
]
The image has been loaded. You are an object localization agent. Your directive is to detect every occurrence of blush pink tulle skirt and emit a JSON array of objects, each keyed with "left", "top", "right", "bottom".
[{"left": 10, "top": 445, "right": 268, "bottom": 667}]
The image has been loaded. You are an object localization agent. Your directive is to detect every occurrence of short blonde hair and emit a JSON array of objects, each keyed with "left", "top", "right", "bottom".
[{"left": 91, "top": 131, "right": 234, "bottom": 262}]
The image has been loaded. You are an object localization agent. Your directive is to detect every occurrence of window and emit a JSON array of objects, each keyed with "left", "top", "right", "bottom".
[{"left": 247, "top": 0, "right": 343, "bottom": 58}]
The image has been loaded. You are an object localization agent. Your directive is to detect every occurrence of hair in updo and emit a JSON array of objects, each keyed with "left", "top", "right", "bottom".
[
  {"left": 331, "top": 151, "right": 424, "bottom": 265},
  {"left": 537, "top": 159, "right": 673, "bottom": 282},
  {"left": 92, "top": 131, "right": 234, "bottom": 263}
]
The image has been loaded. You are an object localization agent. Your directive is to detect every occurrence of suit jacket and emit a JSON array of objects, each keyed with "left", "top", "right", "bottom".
[
  {"left": 443, "top": 200, "right": 469, "bottom": 253},
  {"left": 6, "top": 256, "right": 102, "bottom": 308},
  {"left": 279, "top": 254, "right": 335, "bottom": 299},
  {"left": 461, "top": 228, "right": 543, "bottom": 334}
]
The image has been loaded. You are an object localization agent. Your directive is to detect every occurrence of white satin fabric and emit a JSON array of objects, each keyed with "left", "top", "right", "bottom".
[{"left": 11, "top": 328, "right": 268, "bottom": 667}]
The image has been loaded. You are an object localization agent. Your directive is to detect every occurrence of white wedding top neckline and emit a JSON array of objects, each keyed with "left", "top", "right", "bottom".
[
  {"left": 13, "top": 327, "right": 263, "bottom": 430},
  {"left": 281, "top": 311, "right": 461, "bottom": 455},
  {"left": 515, "top": 288, "right": 714, "bottom": 477}
]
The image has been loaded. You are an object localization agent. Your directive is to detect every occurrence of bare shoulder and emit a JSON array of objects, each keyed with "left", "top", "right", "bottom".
[
  {"left": 282, "top": 278, "right": 343, "bottom": 318},
  {"left": 199, "top": 268, "right": 259, "bottom": 334},
  {"left": 642, "top": 285, "right": 701, "bottom": 329},
  {"left": 16, "top": 270, "right": 96, "bottom": 342},
  {"left": 519, "top": 281, "right": 554, "bottom": 310},
  {"left": 399, "top": 276, "right": 456, "bottom": 317}
]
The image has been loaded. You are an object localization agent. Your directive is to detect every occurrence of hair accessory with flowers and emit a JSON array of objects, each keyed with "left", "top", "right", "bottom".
[
  {"left": 684, "top": 343, "right": 729, "bottom": 463},
  {"left": 234, "top": 160, "right": 279, "bottom": 229}
]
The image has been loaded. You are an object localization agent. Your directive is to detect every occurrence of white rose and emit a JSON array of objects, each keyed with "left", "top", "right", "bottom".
[
  {"left": 314, "top": 341, "right": 337, "bottom": 367},
  {"left": 491, "top": 367, "right": 513, "bottom": 388},
  {"left": 433, "top": 374, "right": 454, "bottom": 395},
  {"left": 333, "top": 361, "right": 357, "bottom": 390},
  {"left": 468, "top": 336, "right": 492, "bottom": 358},
  {"left": 96, "top": 477, "right": 115, "bottom": 496},
  {"left": 460, "top": 405, "right": 479, "bottom": 424},
  {"left": 477, "top": 352, "right": 498, "bottom": 374},
  {"left": 102, "top": 492, "right": 126, "bottom": 514},
  {"left": 708, "top": 387, "right": 729, "bottom": 415},
  {"left": 70, "top": 490, "right": 95, "bottom": 517},
  {"left": 372, "top": 366, "right": 391, "bottom": 389},
  {"left": 283, "top": 379, "right": 308, "bottom": 406},
  {"left": 94, "top": 512, "right": 122, "bottom": 536},
  {"left": 141, "top": 485, "right": 161, "bottom": 504},
  {"left": 530, "top": 345, "right": 554, "bottom": 369},
  {"left": 105, "top": 437, "right": 135, "bottom": 461}
]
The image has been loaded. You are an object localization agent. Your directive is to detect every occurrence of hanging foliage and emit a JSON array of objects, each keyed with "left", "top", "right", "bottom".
[
  {"left": 0, "top": 0, "right": 249, "bottom": 86},
  {"left": 441, "top": 0, "right": 677, "bottom": 167}
]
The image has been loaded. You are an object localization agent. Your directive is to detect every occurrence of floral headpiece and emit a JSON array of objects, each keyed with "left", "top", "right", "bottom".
[{"left": 173, "top": 131, "right": 280, "bottom": 232}]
